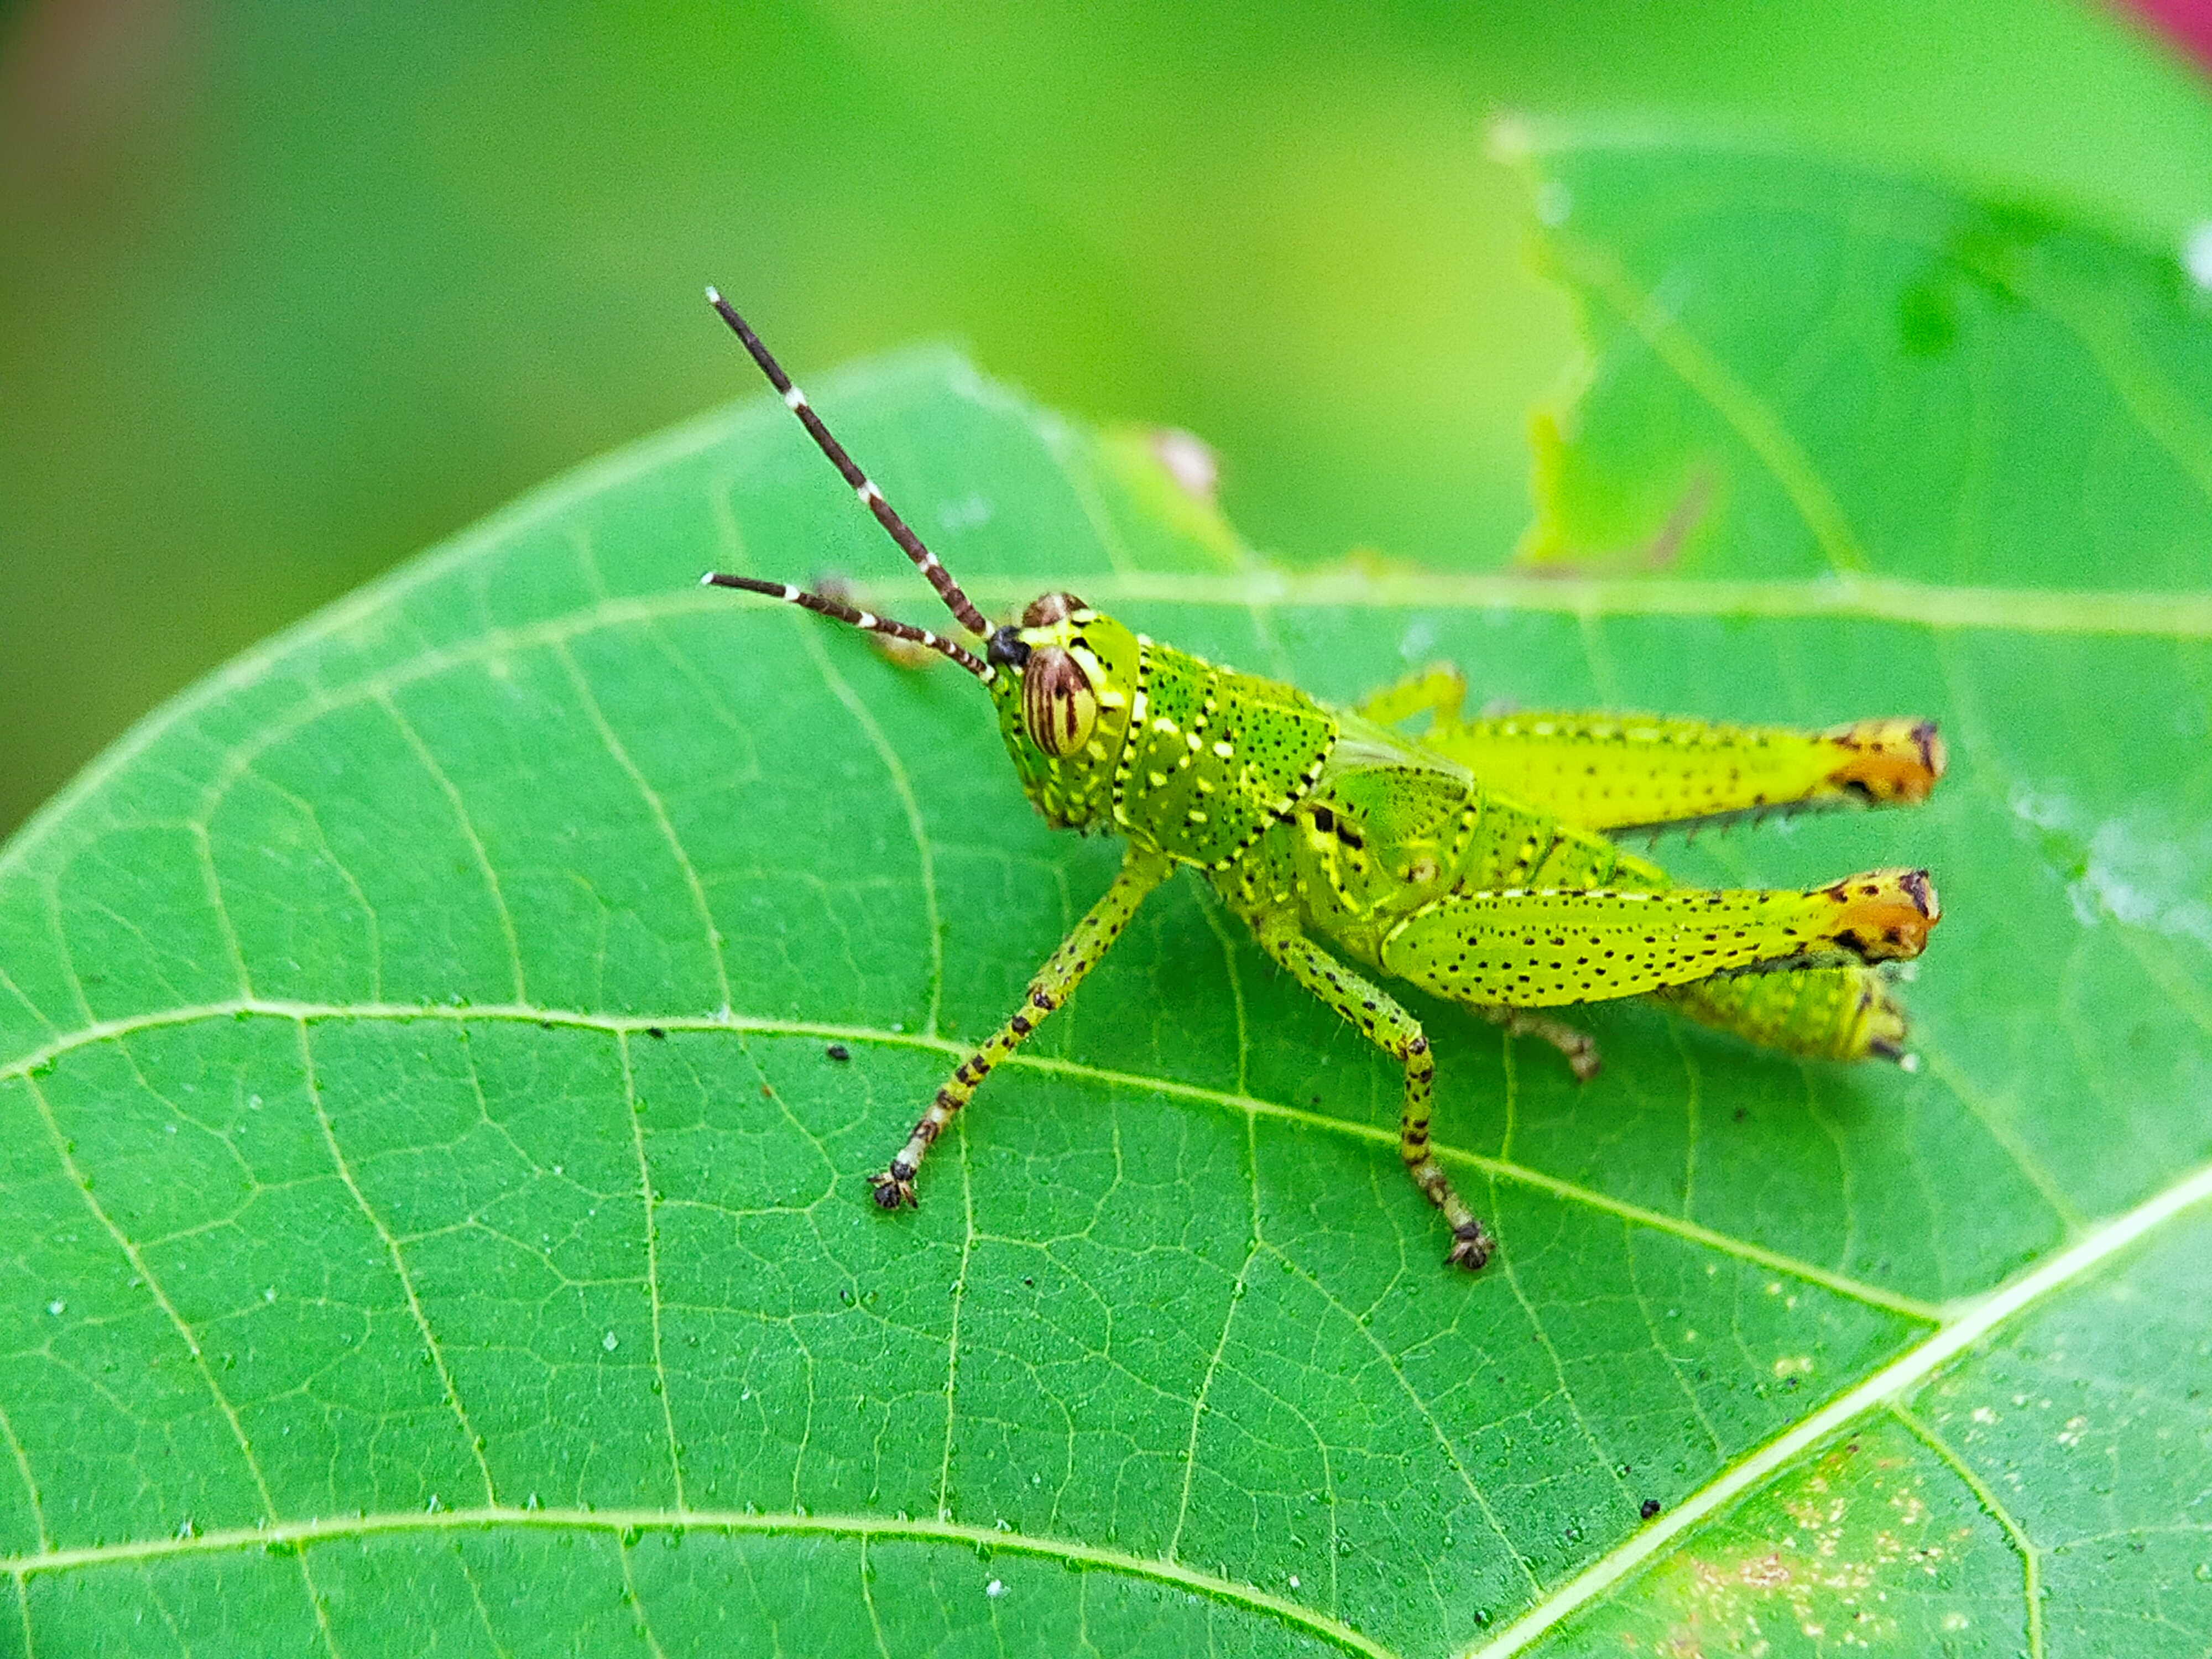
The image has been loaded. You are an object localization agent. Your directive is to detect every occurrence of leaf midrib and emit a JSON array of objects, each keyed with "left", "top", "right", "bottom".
[
  {"left": 8, "top": 552, "right": 2209, "bottom": 892},
  {"left": 0, "top": 996, "right": 1940, "bottom": 1322}
]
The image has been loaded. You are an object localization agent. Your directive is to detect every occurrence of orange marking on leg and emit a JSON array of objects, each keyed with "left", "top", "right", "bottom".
[
  {"left": 1821, "top": 718, "right": 1947, "bottom": 805},
  {"left": 1819, "top": 867, "right": 1940, "bottom": 962}
]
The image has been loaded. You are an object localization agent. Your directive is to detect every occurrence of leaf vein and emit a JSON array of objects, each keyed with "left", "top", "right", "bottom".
[
  {"left": 3, "top": 1506, "right": 1401, "bottom": 1659},
  {"left": 0, "top": 1400, "right": 47, "bottom": 1556},
  {"left": 617, "top": 1031, "right": 687, "bottom": 1510},
  {"left": 1165, "top": 1114, "right": 1260, "bottom": 1563},
  {"left": 298, "top": 1018, "right": 499, "bottom": 1507},
  {"left": 0, "top": 998, "right": 1943, "bottom": 1322},
  {"left": 1266, "top": 1242, "right": 1542, "bottom": 1599},
  {"left": 18, "top": 1072, "right": 278, "bottom": 1517},
  {"left": 795, "top": 620, "right": 947, "bottom": 1040},
  {"left": 1544, "top": 231, "right": 1870, "bottom": 577},
  {"left": 377, "top": 693, "right": 529, "bottom": 1004},
  {"left": 555, "top": 642, "right": 733, "bottom": 1018},
  {"left": 1464, "top": 1156, "right": 2212, "bottom": 1658},
  {"left": 1890, "top": 1401, "right": 2042, "bottom": 1659}
]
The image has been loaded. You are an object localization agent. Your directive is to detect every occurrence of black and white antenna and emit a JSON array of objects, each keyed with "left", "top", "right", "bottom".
[
  {"left": 698, "top": 572, "right": 992, "bottom": 680},
  {"left": 700, "top": 288, "right": 993, "bottom": 640}
]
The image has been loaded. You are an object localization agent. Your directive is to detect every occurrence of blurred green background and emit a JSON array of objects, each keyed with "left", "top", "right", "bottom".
[{"left": 5, "top": 0, "right": 2211, "bottom": 840}]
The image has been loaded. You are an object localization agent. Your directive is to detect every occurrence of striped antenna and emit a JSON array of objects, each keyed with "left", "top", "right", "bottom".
[
  {"left": 705, "top": 288, "right": 993, "bottom": 639},
  {"left": 699, "top": 573, "right": 994, "bottom": 682}
]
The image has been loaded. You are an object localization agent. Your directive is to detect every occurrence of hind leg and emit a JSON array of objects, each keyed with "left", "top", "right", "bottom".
[{"left": 1380, "top": 868, "right": 1940, "bottom": 1009}]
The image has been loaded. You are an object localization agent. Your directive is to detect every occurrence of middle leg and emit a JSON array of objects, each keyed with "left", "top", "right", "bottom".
[
  {"left": 1473, "top": 1005, "right": 1602, "bottom": 1082},
  {"left": 1251, "top": 911, "right": 1494, "bottom": 1270}
]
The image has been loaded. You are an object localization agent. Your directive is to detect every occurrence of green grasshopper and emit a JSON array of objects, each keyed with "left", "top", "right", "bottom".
[{"left": 699, "top": 290, "right": 1944, "bottom": 1270}]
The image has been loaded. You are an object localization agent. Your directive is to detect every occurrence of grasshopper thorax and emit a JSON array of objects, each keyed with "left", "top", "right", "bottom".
[{"left": 989, "top": 593, "right": 1340, "bottom": 868}]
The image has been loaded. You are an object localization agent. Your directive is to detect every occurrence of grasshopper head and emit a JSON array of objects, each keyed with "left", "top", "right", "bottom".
[
  {"left": 695, "top": 295, "right": 1136, "bottom": 835},
  {"left": 986, "top": 592, "right": 1139, "bottom": 832}
]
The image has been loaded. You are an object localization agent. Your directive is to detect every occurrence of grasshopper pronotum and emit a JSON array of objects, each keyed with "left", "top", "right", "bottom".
[{"left": 700, "top": 290, "right": 1943, "bottom": 1271}]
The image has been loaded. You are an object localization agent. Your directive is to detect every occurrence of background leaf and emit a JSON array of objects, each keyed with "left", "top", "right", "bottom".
[
  {"left": 2, "top": 138, "right": 2209, "bottom": 1657},
  {"left": 14, "top": 0, "right": 2212, "bottom": 843},
  {"left": 1511, "top": 126, "right": 2212, "bottom": 593}
]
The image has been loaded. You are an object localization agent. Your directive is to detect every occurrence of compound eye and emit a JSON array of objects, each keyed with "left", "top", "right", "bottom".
[
  {"left": 1021, "top": 646, "right": 1098, "bottom": 757},
  {"left": 1021, "top": 591, "right": 1086, "bottom": 628}
]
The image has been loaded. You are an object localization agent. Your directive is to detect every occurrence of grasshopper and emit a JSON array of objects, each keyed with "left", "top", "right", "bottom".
[{"left": 698, "top": 290, "right": 1943, "bottom": 1271}]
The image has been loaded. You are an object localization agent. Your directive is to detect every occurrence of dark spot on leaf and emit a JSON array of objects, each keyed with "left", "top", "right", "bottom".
[
  {"left": 1640, "top": 1498, "right": 1662, "bottom": 1521},
  {"left": 645, "top": 1026, "right": 666, "bottom": 1040},
  {"left": 826, "top": 1043, "right": 852, "bottom": 1062}
]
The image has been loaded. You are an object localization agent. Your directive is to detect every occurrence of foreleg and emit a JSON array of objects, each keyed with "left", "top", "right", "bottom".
[
  {"left": 871, "top": 847, "right": 1173, "bottom": 1207},
  {"left": 1251, "top": 912, "right": 1494, "bottom": 1271}
]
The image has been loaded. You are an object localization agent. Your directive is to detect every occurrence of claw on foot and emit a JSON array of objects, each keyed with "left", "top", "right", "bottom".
[
  {"left": 1446, "top": 1222, "right": 1494, "bottom": 1272},
  {"left": 869, "top": 1170, "right": 917, "bottom": 1209}
]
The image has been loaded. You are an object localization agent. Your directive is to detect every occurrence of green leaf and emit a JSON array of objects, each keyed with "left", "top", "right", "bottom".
[
  {"left": 2, "top": 135, "right": 2208, "bottom": 1657},
  {"left": 1507, "top": 121, "right": 2212, "bottom": 598},
  {"left": 1475, "top": 128, "right": 2212, "bottom": 1659}
]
